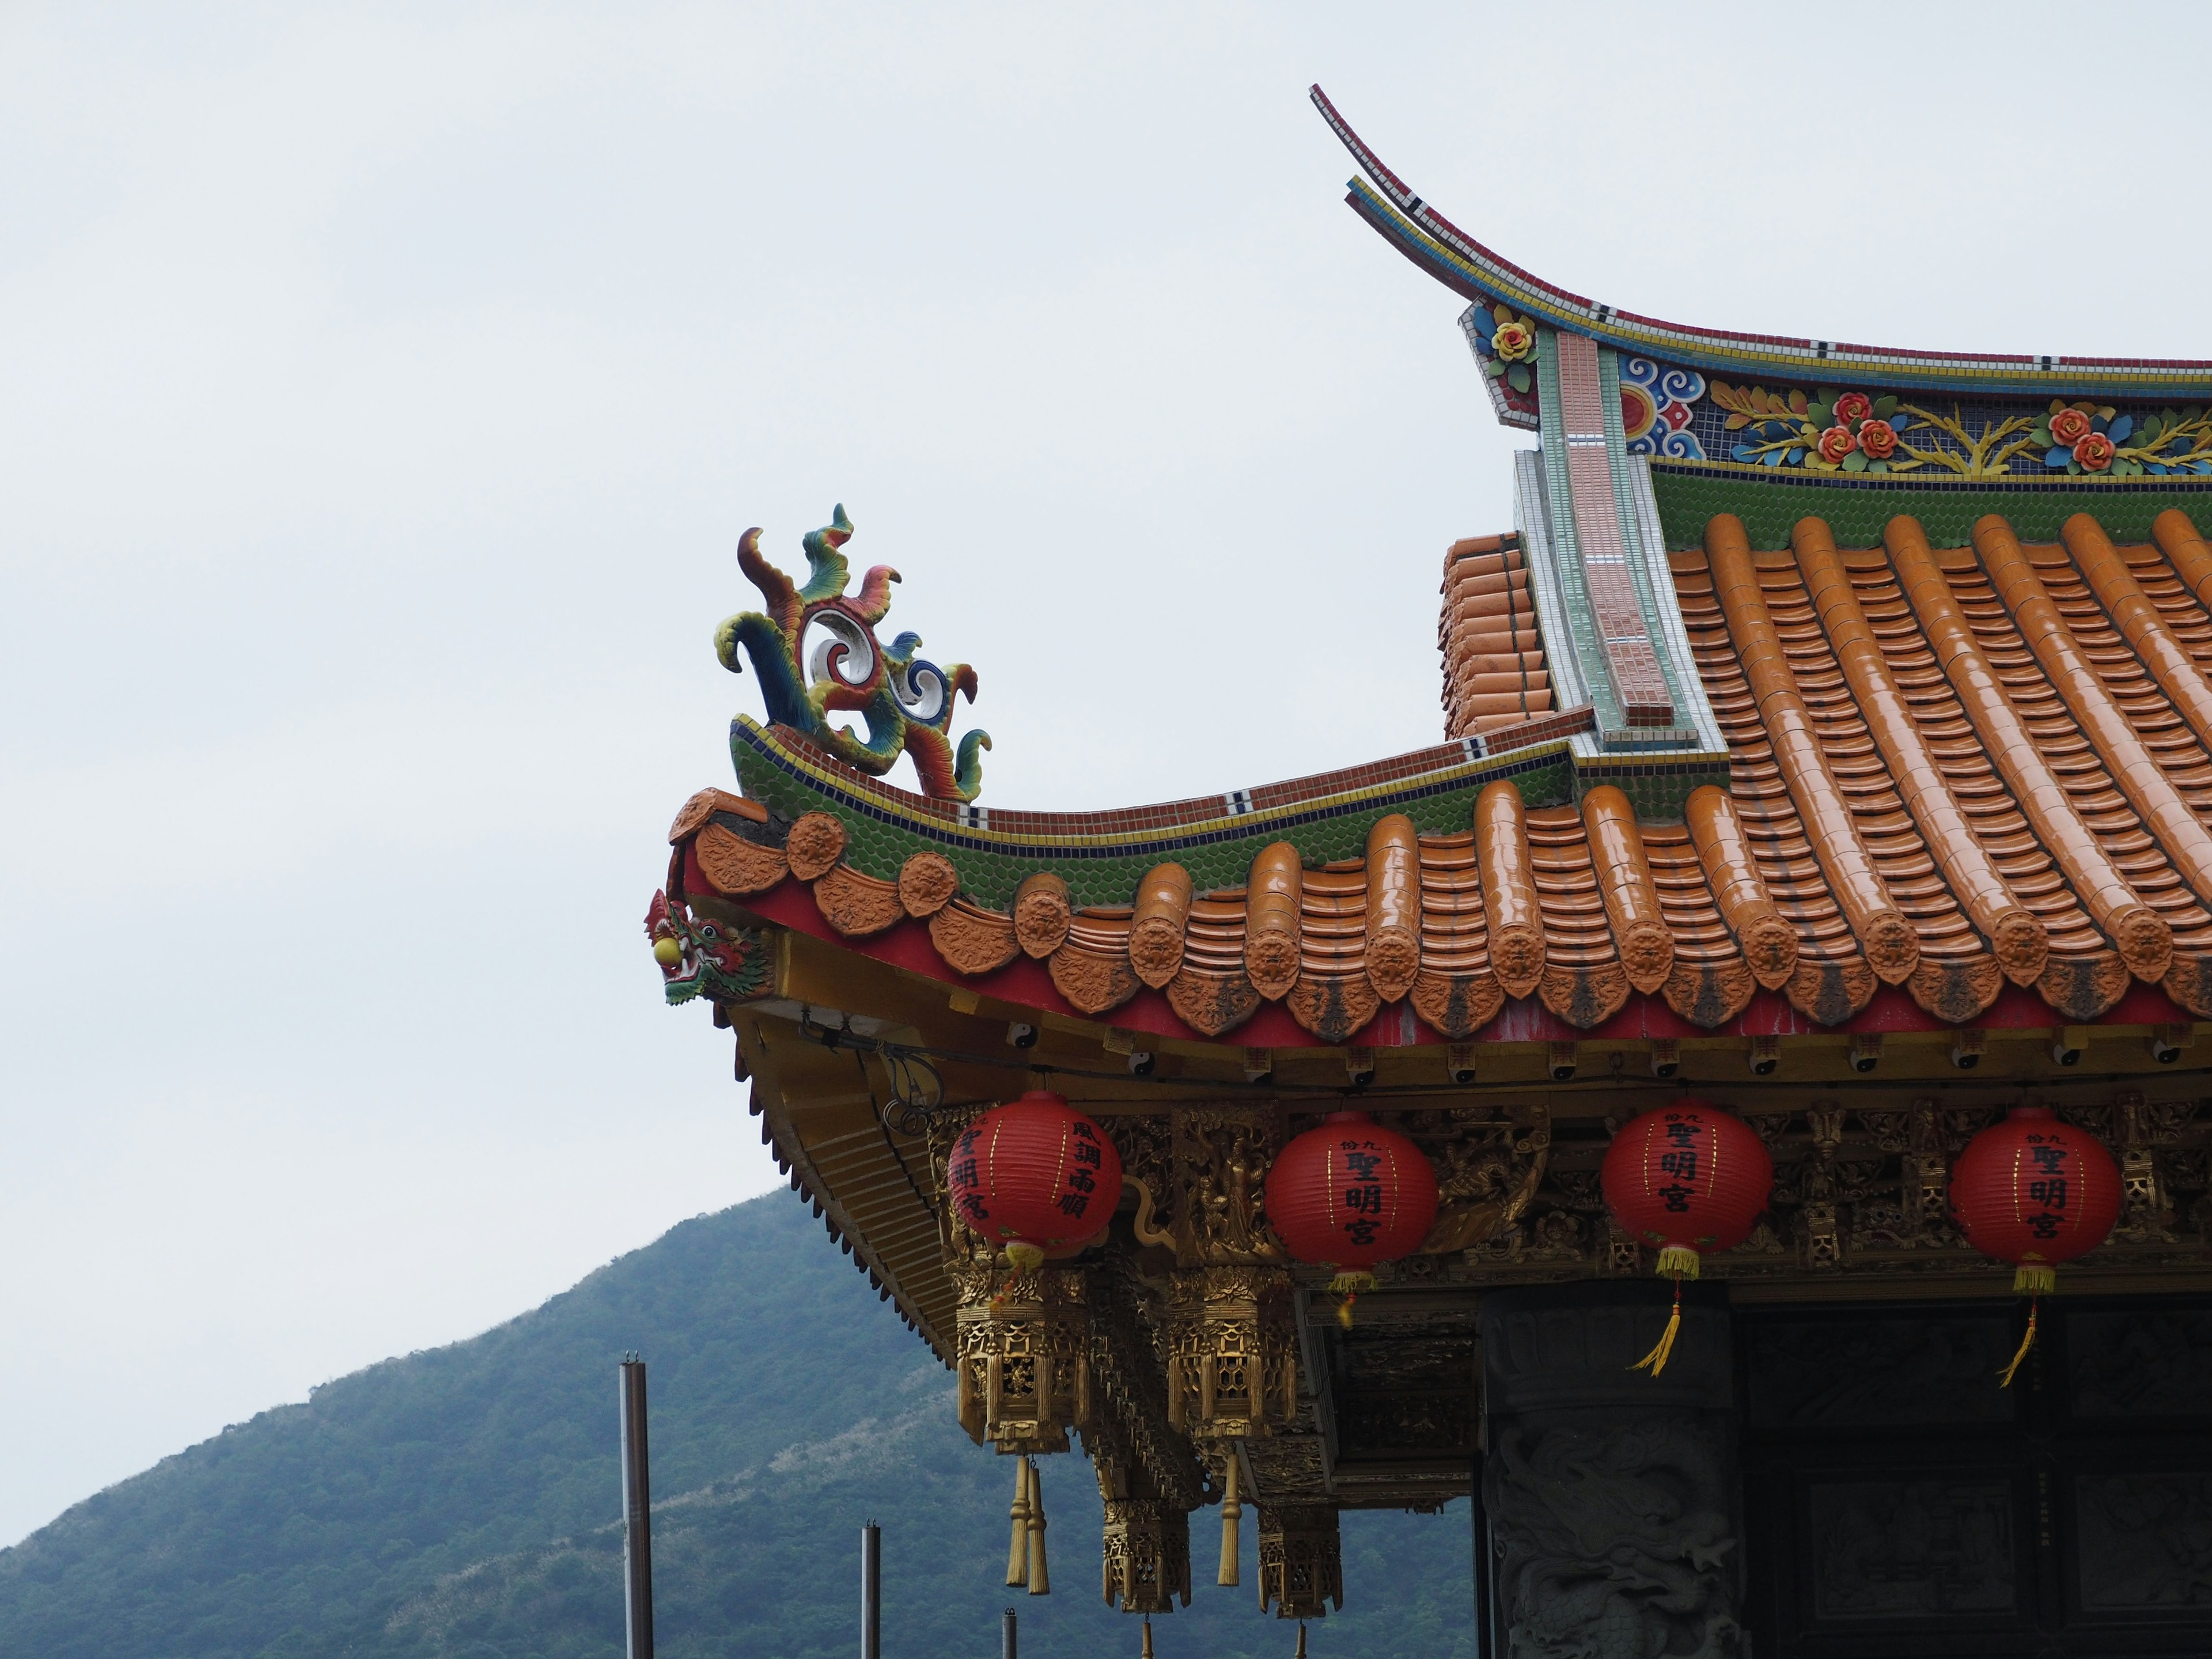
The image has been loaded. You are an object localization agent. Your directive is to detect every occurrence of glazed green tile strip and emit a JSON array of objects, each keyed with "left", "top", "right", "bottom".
[
  {"left": 1649, "top": 467, "right": 2212, "bottom": 552},
  {"left": 725, "top": 722, "right": 1633, "bottom": 911}
]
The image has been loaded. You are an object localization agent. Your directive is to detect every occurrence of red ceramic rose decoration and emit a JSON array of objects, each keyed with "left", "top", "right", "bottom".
[
  {"left": 946, "top": 1090, "right": 1124, "bottom": 1270},
  {"left": 2049, "top": 407, "right": 2094, "bottom": 446},
  {"left": 1817, "top": 425, "right": 1857, "bottom": 464},
  {"left": 1833, "top": 391, "right": 1873, "bottom": 425},
  {"left": 1857, "top": 419, "right": 1900, "bottom": 461},
  {"left": 2074, "top": 432, "right": 2116, "bottom": 471}
]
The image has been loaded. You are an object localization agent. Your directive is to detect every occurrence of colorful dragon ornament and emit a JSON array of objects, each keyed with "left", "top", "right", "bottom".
[
  {"left": 645, "top": 891, "right": 771, "bottom": 1006},
  {"left": 714, "top": 505, "right": 990, "bottom": 801}
]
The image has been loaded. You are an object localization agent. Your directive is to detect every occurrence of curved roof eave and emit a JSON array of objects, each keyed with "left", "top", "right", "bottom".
[{"left": 1312, "top": 85, "right": 2212, "bottom": 403}]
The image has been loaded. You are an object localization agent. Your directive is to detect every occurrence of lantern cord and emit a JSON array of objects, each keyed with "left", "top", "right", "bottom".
[
  {"left": 1631, "top": 1278, "right": 1684, "bottom": 1378},
  {"left": 1999, "top": 1298, "right": 2040, "bottom": 1389}
]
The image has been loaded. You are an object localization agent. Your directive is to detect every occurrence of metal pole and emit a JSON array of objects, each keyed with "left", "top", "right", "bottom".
[
  {"left": 619, "top": 1356, "right": 654, "bottom": 1659},
  {"left": 1471, "top": 1457, "right": 1493, "bottom": 1659},
  {"left": 1002, "top": 1605, "right": 1017, "bottom": 1659},
  {"left": 862, "top": 1522, "right": 881, "bottom": 1659}
]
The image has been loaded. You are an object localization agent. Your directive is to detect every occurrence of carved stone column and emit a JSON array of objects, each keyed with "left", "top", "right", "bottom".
[{"left": 1482, "top": 1284, "right": 1746, "bottom": 1659}]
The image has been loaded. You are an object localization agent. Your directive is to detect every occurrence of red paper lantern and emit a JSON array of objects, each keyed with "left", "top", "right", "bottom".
[
  {"left": 946, "top": 1091, "right": 1123, "bottom": 1270},
  {"left": 1950, "top": 1105, "right": 2121, "bottom": 1292},
  {"left": 1267, "top": 1111, "right": 1439, "bottom": 1290},
  {"left": 1600, "top": 1101, "right": 1773, "bottom": 1281}
]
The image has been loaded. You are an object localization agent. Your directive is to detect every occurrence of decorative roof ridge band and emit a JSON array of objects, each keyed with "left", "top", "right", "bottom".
[
  {"left": 1626, "top": 457, "right": 1728, "bottom": 755},
  {"left": 1316, "top": 92, "right": 2212, "bottom": 401},
  {"left": 732, "top": 712, "right": 1599, "bottom": 851},
  {"left": 1647, "top": 459, "right": 2212, "bottom": 494}
]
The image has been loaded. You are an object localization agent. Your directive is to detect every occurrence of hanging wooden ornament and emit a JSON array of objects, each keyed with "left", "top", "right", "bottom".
[
  {"left": 947, "top": 1090, "right": 1124, "bottom": 1270},
  {"left": 1217, "top": 1455, "right": 1242, "bottom": 1588},
  {"left": 1599, "top": 1100, "right": 1772, "bottom": 1376},
  {"left": 1025, "top": 1453, "right": 1050, "bottom": 1595},
  {"left": 1266, "top": 1111, "right": 1438, "bottom": 1321},
  {"left": 1950, "top": 1105, "right": 2121, "bottom": 1385},
  {"left": 1006, "top": 1455, "right": 1032, "bottom": 1587}
]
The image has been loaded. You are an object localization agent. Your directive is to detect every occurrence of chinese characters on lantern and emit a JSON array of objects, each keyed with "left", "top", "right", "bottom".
[
  {"left": 953, "top": 1126, "right": 988, "bottom": 1227},
  {"left": 1339, "top": 1143, "right": 1385, "bottom": 1248},
  {"left": 2022, "top": 1133, "right": 2071, "bottom": 1243},
  {"left": 1656, "top": 1113, "right": 1705, "bottom": 1214},
  {"left": 1062, "top": 1121, "right": 1104, "bottom": 1218}
]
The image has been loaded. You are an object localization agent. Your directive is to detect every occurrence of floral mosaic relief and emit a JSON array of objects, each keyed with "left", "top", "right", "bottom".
[
  {"left": 1462, "top": 300, "right": 1541, "bottom": 426},
  {"left": 1706, "top": 381, "right": 2212, "bottom": 479}
]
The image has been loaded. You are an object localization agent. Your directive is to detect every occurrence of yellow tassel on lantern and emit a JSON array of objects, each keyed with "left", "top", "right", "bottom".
[
  {"left": 1330, "top": 1270, "right": 1376, "bottom": 1328},
  {"left": 1631, "top": 1256, "right": 1696, "bottom": 1378},
  {"left": 1141, "top": 1616, "right": 1155, "bottom": 1658},
  {"left": 1025, "top": 1456, "right": 1050, "bottom": 1594},
  {"left": 1999, "top": 1263, "right": 2057, "bottom": 1388},
  {"left": 1006, "top": 1456, "right": 1031, "bottom": 1587},
  {"left": 1293, "top": 1620, "right": 1308, "bottom": 1658},
  {"left": 1218, "top": 1453, "right": 1242, "bottom": 1586}
]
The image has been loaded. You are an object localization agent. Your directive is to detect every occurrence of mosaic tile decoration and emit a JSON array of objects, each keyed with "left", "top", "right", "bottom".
[
  {"left": 729, "top": 713, "right": 1727, "bottom": 910},
  {"left": 1648, "top": 467, "right": 2212, "bottom": 552},
  {"left": 1314, "top": 86, "right": 2212, "bottom": 403}
]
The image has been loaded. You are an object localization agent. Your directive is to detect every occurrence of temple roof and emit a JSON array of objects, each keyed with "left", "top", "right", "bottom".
[
  {"left": 1313, "top": 84, "right": 2212, "bottom": 406},
  {"left": 650, "top": 107, "right": 2212, "bottom": 1415},
  {"left": 663, "top": 507, "right": 2212, "bottom": 1046}
]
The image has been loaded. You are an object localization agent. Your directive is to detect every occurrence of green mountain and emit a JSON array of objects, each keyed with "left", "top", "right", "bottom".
[{"left": 0, "top": 1191, "right": 1474, "bottom": 1658}]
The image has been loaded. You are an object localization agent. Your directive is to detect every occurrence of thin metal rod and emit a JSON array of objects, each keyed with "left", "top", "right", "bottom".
[
  {"left": 862, "top": 1522, "right": 881, "bottom": 1659},
  {"left": 619, "top": 1357, "right": 654, "bottom": 1659},
  {"left": 1002, "top": 1605, "right": 1017, "bottom": 1659},
  {"left": 1471, "top": 1458, "right": 1493, "bottom": 1659}
]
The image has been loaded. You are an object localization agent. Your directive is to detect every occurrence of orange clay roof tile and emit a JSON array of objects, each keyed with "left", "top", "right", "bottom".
[{"left": 668, "top": 510, "right": 2212, "bottom": 1037}]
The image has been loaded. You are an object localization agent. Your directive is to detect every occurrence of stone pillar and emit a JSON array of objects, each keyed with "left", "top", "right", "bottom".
[{"left": 1480, "top": 1284, "right": 1745, "bottom": 1659}]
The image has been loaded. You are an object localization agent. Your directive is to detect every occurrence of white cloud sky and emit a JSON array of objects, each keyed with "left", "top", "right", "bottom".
[{"left": 3, "top": 0, "right": 2204, "bottom": 1543}]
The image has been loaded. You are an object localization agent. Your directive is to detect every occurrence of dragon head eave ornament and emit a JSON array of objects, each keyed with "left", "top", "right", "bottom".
[{"left": 713, "top": 505, "right": 991, "bottom": 802}]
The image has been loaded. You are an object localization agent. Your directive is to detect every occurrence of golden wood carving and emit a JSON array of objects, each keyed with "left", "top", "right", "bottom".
[
  {"left": 952, "top": 1264, "right": 1093, "bottom": 1455},
  {"left": 1257, "top": 1504, "right": 1343, "bottom": 1620},
  {"left": 1165, "top": 1266, "right": 1299, "bottom": 1441},
  {"left": 1415, "top": 1107, "right": 1550, "bottom": 1255}
]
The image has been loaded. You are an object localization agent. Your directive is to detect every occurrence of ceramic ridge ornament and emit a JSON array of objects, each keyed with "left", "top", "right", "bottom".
[
  {"left": 947, "top": 1092, "right": 1123, "bottom": 1271},
  {"left": 1600, "top": 1100, "right": 1773, "bottom": 1375},
  {"left": 1950, "top": 1104, "right": 2122, "bottom": 1384},
  {"left": 1266, "top": 1111, "right": 1438, "bottom": 1322}
]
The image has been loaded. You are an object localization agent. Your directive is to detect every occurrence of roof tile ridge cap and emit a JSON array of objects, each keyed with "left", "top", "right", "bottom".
[
  {"left": 1973, "top": 513, "right": 2212, "bottom": 919},
  {"left": 1578, "top": 785, "right": 1673, "bottom": 994},
  {"left": 2066, "top": 513, "right": 2212, "bottom": 760},
  {"left": 1701, "top": 513, "right": 1918, "bottom": 983},
  {"left": 2152, "top": 509, "right": 2212, "bottom": 615},
  {"left": 1884, "top": 515, "right": 2169, "bottom": 982},
  {"left": 1791, "top": 518, "right": 2046, "bottom": 986},
  {"left": 1684, "top": 784, "right": 1798, "bottom": 989}
]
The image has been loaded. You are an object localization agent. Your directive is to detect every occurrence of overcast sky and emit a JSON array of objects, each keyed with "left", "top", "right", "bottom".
[{"left": 5, "top": 3, "right": 2206, "bottom": 1544}]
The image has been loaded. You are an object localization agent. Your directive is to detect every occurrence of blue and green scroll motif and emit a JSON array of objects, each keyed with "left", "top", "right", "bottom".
[
  {"left": 713, "top": 505, "right": 990, "bottom": 802},
  {"left": 1621, "top": 357, "right": 1707, "bottom": 460}
]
